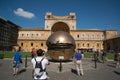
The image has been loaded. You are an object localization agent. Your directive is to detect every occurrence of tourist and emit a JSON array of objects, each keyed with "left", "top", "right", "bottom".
[
  {"left": 31, "top": 48, "right": 36, "bottom": 58},
  {"left": 12, "top": 47, "right": 22, "bottom": 76},
  {"left": 93, "top": 50, "right": 100, "bottom": 62},
  {"left": 31, "top": 49, "right": 50, "bottom": 80},
  {"left": 101, "top": 50, "right": 107, "bottom": 63},
  {"left": 115, "top": 51, "right": 120, "bottom": 68},
  {"left": 73, "top": 49, "right": 84, "bottom": 76}
]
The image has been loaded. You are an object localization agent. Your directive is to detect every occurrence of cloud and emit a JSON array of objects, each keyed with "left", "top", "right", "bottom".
[{"left": 14, "top": 8, "right": 35, "bottom": 19}]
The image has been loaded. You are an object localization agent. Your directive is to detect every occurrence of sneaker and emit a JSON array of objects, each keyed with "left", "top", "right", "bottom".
[
  {"left": 80, "top": 73, "right": 84, "bottom": 76},
  {"left": 13, "top": 74, "right": 16, "bottom": 76}
]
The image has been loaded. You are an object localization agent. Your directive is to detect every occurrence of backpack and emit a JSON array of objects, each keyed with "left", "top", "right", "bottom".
[{"left": 34, "top": 58, "right": 45, "bottom": 78}]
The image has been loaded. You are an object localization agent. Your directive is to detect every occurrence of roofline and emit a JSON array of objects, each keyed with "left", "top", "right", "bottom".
[{"left": 0, "top": 17, "right": 21, "bottom": 29}]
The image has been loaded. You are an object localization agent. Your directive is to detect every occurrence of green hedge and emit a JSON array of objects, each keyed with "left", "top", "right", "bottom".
[
  {"left": 0, "top": 53, "right": 4, "bottom": 59},
  {"left": 0, "top": 51, "right": 115, "bottom": 60},
  {"left": 84, "top": 52, "right": 114, "bottom": 60},
  {"left": 0, "top": 51, "right": 31, "bottom": 58}
]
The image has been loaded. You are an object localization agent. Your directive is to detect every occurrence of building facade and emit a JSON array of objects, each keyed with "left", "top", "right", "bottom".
[
  {"left": 0, "top": 17, "right": 20, "bottom": 51},
  {"left": 104, "top": 35, "right": 120, "bottom": 53},
  {"left": 17, "top": 12, "right": 118, "bottom": 52}
]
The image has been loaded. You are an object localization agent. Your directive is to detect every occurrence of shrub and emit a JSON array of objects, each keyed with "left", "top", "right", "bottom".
[{"left": 0, "top": 53, "right": 4, "bottom": 59}]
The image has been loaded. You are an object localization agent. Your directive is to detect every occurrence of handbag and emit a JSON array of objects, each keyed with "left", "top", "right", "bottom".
[{"left": 20, "top": 58, "right": 23, "bottom": 63}]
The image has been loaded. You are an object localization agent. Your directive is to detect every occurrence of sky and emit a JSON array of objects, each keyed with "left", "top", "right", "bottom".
[{"left": 0, "top": 0, "right": 120, "bottom": 34}]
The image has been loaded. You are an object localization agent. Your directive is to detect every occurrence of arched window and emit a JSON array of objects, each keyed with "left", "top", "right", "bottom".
[
  {"left": 87, "top": 43, "right": 89, "bottom": 47},
  {"left": 47, "top": 15, "right": 51, "bottom": 18},
  {"left": 97, "top": 43, "right": 99, "bottom": 47},
  {"left": 97, "top": 34, "right": 99, "bottom": 37},
  {"left": 46, "top": 26, "right": 49, "bottom": 28},
  {"left": 31, "top": 34, "right": 34, "bottom": 37},
  {"left": 36, "top": 34, "right": 38, "bottom": 36},
  {"left": 21, "top": 43, "right": 23, "bottom": 46},
  {"left": 87, "top": 34, "right": 89, "bottom": 39},
  {"left": 102, "top": 35, "right": 104, "bottom": 39},
  {"left": 31, "top": 43, "right": 33, "bottom": 46},
  {"left": 72, "top": 26, "right": 74, "bottom": 29},
  {"left": 77, "top": 35, "right": 79, "bottom": 38},
  {"left": 77, "top": 43, "right": 79, "bottom": 47},
  {"left": 82, "top": 43, "right": 84, "bottom": 47},
  {"left": 27, "top": 34, "right": 29, "bottom": 36},
  {"left": 41, "top": 43, "right": 43, "bottom": 46},
  {"left": 92, "top": 34, "right": 94, "bottom": 39},
  {"left": 82, "top": 34, "right": 84, "bottom": 39},
  {"left": 22, "top": 34, "right": 24, "bottom": 37}
]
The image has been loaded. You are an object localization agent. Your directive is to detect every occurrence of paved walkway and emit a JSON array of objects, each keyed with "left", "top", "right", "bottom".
[{"left": 0, "top": 58, "right": 120, "bottom": 80}]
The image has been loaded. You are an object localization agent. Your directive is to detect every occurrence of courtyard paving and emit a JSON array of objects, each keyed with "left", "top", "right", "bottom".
[{"left": 0, "top": 58, "right": 120, "bottom": 80}]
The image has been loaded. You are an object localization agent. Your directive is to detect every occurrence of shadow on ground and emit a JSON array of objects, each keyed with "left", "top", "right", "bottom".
[
  {"left": 71, "top": 68, "right": 77, "bottom": 75},
  {"left": 18, "top": 68, "right": 26, "bottom": 75},
  {"left": 107, "top": 64, "right": 116, "bottom": 68},
  {"left": 49, "top": 59, "right": 73, "bottom": 63},
  {"left": 113, "top": 71, "right": 120, "bottom": 75}
]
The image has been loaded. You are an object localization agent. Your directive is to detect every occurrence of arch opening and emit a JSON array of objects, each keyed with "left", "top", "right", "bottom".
[{"left": 51, "top": 22, "right": 70, "bottom": 33}]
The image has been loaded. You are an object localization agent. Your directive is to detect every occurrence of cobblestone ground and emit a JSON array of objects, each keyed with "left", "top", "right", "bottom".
[{"left": 0, "top": 58, "right": 120, "bottom": 80}]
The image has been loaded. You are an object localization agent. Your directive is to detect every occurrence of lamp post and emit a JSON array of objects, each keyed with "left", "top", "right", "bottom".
[
  {"left": 25, "top": 55, "right": 27, "bottom": 68},
  {"left": 59, "top": 56, "right": 64, "bottom": 72}
]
